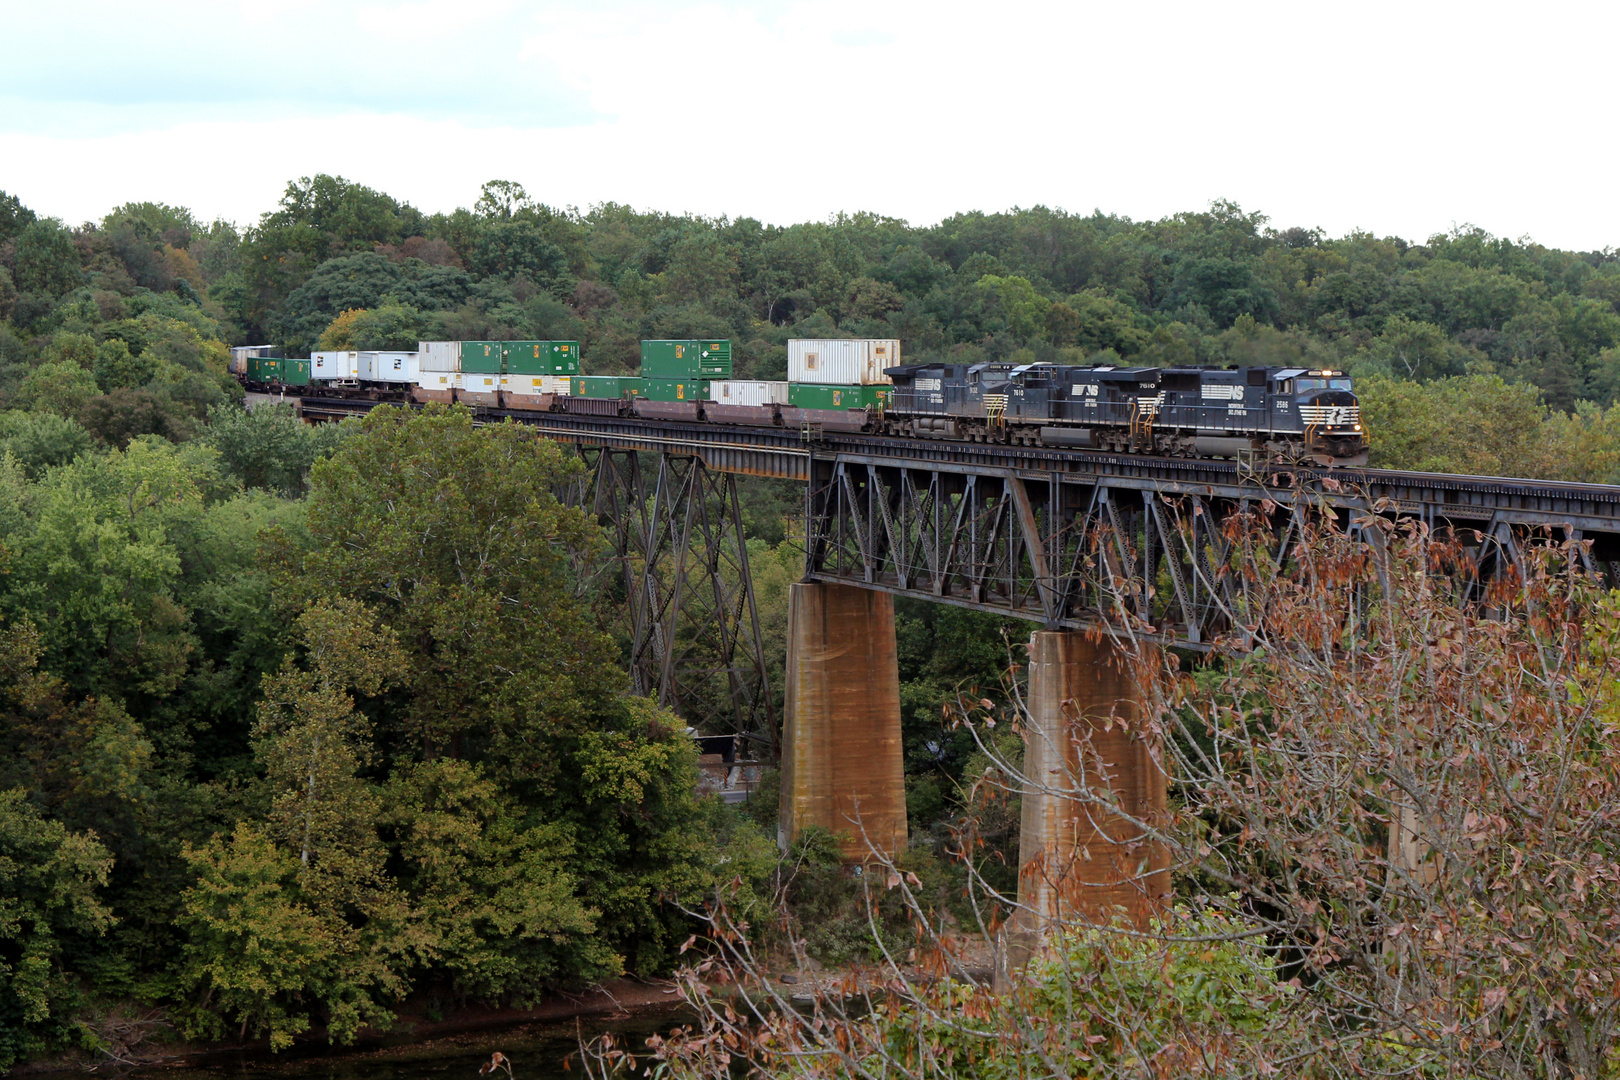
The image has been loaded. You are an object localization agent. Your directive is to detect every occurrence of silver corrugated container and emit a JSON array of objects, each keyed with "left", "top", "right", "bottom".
[
  {"left": 418, "top": 341, "right": 461, "bottom": 373},
  {"left": 707, "top": 380, "right": 790, "bottom": 407},
  {"left": 357, "top": 351, "right": 418, "bottom": 383},
  {"left": 311, "top": 351, "right": 359, "bottom": 381},
  {"left": 787, "top": 340, "right": 900, "bottom": 385}
]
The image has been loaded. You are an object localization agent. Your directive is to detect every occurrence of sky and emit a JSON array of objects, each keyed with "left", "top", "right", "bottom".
[{"left": 1, "top": 0, "right": 1616, "bottom": 250}]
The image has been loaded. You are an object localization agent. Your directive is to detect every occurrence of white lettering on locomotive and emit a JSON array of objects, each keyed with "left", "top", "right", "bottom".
[{"left": 1201, "top": 385, "right": 1245, "bottom": 400}]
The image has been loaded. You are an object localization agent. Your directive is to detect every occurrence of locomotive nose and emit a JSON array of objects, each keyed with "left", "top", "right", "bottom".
[{"left": 1299, "top": 390, "right": 1362, "bottom": 431}]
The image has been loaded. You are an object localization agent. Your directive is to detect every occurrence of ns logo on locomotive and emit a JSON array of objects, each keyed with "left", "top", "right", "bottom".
[{"left": 232, "top": 338, "right": 1368, "bottom": 467}]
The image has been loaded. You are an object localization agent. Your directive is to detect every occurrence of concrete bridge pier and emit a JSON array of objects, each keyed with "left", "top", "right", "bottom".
[
  {"left": 779, "top": 582, "right": 908, "bottom": 860},
  {"left": 1000, "top": 631, "right": 1170, "bottom": 977}
]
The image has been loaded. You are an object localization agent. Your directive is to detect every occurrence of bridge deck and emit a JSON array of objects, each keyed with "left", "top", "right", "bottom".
[{"left": 301, "top": 397, "right": 1620, "bottom": 540}]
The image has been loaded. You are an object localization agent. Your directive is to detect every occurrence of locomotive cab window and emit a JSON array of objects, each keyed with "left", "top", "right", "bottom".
[{"left": 1296, "top": 377, "right": 1351, "bottom": 392}]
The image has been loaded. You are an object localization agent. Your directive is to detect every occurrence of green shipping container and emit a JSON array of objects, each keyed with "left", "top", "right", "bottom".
[
  {"left": 248, "top": 357, "right": 310, "bottom": 386},
  {"left": 461, "top": 340, "right": 503, "bottom": 374},
  {"left": 573, "top": 376, "right": 645, "bottom": 399},
  {"left": 641, "top": 340, "right": 732, "bottom": 380},
  {"left": 643, "top": 378, "right": 700, "bottom": 402},
  {"left": 504, "top": 341, "right": 582, "bottom": 375},
  {"left": 787, "top": 383, "right": 890, "bottom": 410}
]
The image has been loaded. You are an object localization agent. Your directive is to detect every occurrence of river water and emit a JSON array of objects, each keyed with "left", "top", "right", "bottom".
[{"left": 125, "top": 1009, "right": 692, "bottom": 1080}]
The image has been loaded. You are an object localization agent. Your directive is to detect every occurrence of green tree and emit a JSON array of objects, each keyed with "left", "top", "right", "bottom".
[
  {"left": 1165, "top": 255, "right": 1280, "bottom": 327},
  {"left": 0, "top": 190, "right": 37, "bottom": 245},
  {"left": 13, "top": 219, "right": 83, "bottom": 298},
  {"left": 93, "top": 338, "right": 159, "bottom": 392},
  {"left": 277, "top": 405, "right": 711, "bottom": 977},
  {"left": 0, "top": 411, "right": 95, "bottom": 479},
  {"left": 180, "top": 599, "right": 417, "bottom": 1050},
  {"left": 347, "top": 302, "right": 429, "bottom": 350},
  {"left": 470, "top": 219, "right": 572, "bottom": 289},
  {"left": 4, "top": 437, "right": 219, "bottom": 700},
  {"left": 0, "top": 781, "right": 114, "bottom": 1070},
  {"left": 974, "top": 274, "right": 1052, "bottom": 340},
  {"left": 17, "top": 362, "right": 100, "bottom": 419},
  {"left": 1357, "top": 373, "right": 1556, "bottom": 476},
  {"left": 380, "top": 758, "right": 611, "bottom": 1001},
  {"left": 204, "top": 403, "right": 351, "bottom": 495},
  {"left": 1354, "top": 314, "right": 1476, "bottom": 380}
]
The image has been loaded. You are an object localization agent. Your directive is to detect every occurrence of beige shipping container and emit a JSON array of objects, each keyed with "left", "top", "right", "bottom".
[
  {"left": 418, "top": 340, "right": 461, "bottom": 373},
  {"left": 502, "top": 374, "right": 572, "bottom": 397},
  {"left": 707, "top": 380, "right": 790, "bottom": 407},
  {"left": 412, "top": 369, "right": 459, "bottom": 403},
  {"left": 460, "top": 371, "right": 501, "bottom": 405},
  {"left": 788, "top": 339, "right": 900, "bottom": 385}
]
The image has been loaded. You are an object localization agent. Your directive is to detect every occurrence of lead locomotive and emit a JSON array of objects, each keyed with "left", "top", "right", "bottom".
[{"left": 882, "top": 363, "right": 1368, "bottom": 466}]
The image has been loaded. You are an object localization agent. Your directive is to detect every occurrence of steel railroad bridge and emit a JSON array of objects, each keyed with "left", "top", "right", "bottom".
[
  {"left": 303, "top": 395, "right": 1620, "bottom": 919},
  {"left": 307, "top": 395, "right": 1620, "bottom": 646}
]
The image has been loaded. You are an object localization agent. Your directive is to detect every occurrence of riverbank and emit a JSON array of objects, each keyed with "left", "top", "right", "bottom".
[
  {"left": 20, "top": 932, "right": 998, "bottom": 1076},
  {"left": 14, "top": 979, "right": 697, "bottom": 1077}
]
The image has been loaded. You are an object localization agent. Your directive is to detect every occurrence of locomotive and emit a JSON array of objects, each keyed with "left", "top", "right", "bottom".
[{"left": 879, "top": 362, "right": 1368, "bottom": 466}]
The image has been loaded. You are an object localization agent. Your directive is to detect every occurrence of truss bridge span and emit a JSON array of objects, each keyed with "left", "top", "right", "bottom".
[{"left": 302, "top": 397, "right": 1620, "bottom": 650}]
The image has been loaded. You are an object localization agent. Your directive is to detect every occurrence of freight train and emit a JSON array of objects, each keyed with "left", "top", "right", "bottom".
[{"left": 231, "top": 339, "right": 1368, "bottom": 466}]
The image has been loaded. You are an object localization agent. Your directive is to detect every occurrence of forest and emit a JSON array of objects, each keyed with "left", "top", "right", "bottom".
[{"left": 2, "top": 178, "right": 1620, "bottom": 1072}]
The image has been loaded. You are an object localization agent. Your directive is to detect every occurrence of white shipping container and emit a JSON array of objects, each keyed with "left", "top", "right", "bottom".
[
  {"left": 502, "top": 374, "right": 572, "bottom": 396},
  {"left": 418, "top": 341, "right": 461, "bottom": 373},
  {"left": 788, "top": 339, "right": 900, "bottom": 385},
  {"left": 462, "top": 373, "right": 501, "bottom": 396},
  {"left": 416, "top": 370, "right": 460, "bottom": 393},
  {"left": 310, "top": 351, "right": 359, "bottom": 381},
  {"left": 707, "top": 380, "right": 790, "bottom": 407},
  {"left": 357, "top": 351, "right": 419, "bottom": 383}
]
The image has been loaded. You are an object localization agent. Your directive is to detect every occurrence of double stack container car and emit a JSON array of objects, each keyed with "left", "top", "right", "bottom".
[
  {"left": 635, "top": 340, "right": 732, "bottom": 420},
  {"left": 785, "top": 338, "right": 898, "bottom": 428},
  {"left": 502, "top": 341, "right": 579, "bottom": 408},
  {"left": 459, "top": 341, "right": 504, "bottom": 406},
  {"left": 414, "top": 340, "right": 462, "bottom": 402}
]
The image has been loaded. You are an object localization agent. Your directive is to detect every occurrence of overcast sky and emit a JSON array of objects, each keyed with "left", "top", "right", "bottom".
[{"left": 1, "top": 0, "right": 1615, "bottom": 249}]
